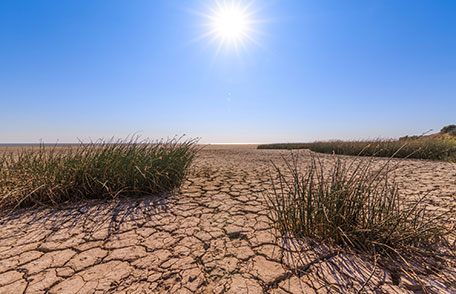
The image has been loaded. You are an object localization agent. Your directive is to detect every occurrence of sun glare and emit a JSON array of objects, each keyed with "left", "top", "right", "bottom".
[{"left": 201, "top": 1, "right": 259, "bottom": 53}]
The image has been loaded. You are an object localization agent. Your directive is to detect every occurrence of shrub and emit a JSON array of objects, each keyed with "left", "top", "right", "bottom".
[
  {"left": 441, "top": 124, "right": 456, "bottom": 136},
  {"left": 0, "top": 137, "right": 198, "bottom": 210},
  {"left": 266, "top": 154, "right": 452, "bottom": 258}
]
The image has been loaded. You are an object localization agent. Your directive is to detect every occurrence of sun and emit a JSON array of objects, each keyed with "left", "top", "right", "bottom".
[
  {"left": 211, "top": 3, "right": 250, "bottom": 44},
  {"left": 201, "top": 1, "right": 258, "bottom": 52}
]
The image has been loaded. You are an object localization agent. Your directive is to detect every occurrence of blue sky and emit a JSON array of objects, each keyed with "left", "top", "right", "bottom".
[{"left": 1, "top": 0, "right": 455, "bottom": 143}]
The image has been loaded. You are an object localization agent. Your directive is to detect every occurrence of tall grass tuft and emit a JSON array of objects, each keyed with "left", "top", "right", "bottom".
[
  {"left": 258, "top": 137, "right": 456, "bottom": 162},
  {"left": 0, "top": 137, "right": 198, "bottom": 211},
  {"left": 266, "top": 154, "right": 452, "bottom": 258}
]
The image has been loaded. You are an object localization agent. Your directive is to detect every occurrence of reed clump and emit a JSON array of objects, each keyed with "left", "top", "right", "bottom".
[
  {"left": 266, "top": 154, "right": 452, "bottom": 258},
  {"left": 0, "top": 137, "right": 198, "bottom": 210}
]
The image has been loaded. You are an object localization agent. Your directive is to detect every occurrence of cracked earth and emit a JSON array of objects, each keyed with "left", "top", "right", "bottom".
[{"left": 0, "top": 145, "right": 455, "bottom": 293}]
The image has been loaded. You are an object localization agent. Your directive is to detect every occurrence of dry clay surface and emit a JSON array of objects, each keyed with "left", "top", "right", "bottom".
[{"left": 0, "top": 145, "right": 455, "bottom": 293}]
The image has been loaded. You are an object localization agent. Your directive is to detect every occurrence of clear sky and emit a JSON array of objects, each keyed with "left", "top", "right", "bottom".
[{"left": 1, "top": 0, "right": 455, "bottom": 143}]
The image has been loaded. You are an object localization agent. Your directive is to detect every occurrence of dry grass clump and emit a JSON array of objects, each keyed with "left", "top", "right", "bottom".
[
  {"left": 0, "top": 137, "right": 198, "bottom": 211},
  {"left": 258, "top": 137, "right": 456, "bottom": 161},
  {"left": 266, "top": 154, "right": 453, "bottom": 259}
]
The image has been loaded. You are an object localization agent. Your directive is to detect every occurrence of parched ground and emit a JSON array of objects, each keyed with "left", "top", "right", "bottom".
[{"left": 0, "top": 145, "right": 455, "bottom": 293}]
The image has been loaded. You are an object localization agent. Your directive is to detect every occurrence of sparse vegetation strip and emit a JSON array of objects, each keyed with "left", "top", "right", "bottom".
[{"left": 258, "top": 136, "right": 456, "bottom": 161}]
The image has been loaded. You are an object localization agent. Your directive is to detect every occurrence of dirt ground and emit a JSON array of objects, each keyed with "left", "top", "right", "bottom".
[{"left": 0, "top": 145, "right": 455, "bottom": 293}]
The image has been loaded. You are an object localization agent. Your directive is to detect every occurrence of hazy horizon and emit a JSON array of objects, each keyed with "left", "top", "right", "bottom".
[{"left": 1, "top": 0, "right": 455, "bottom": 143}]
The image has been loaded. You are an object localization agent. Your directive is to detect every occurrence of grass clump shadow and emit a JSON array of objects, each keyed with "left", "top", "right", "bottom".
[
  {"left": 0, "top": 136, "right": 198, "bottom": 211},
  {"left": 266, "top": 153, "right": 454, "bottom": 287}
]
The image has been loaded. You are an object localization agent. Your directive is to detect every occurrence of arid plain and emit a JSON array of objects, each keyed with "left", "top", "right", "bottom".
[{"left": 0, "top": 145, "right": 455, "bottom": 293}]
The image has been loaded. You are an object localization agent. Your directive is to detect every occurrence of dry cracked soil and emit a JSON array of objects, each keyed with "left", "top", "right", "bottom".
[{"left": 0, "top": 145, "right": 455, "bottom": 293}]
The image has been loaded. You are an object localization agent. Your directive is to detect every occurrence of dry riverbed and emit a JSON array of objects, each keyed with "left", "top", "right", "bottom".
[{"left": 0, "top": 145, "right": 455, "bottom": 293}]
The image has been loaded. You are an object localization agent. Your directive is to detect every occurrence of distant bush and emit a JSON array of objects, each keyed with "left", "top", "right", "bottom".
[
  {"left": 258, "top": 138, "right": 456, "bottom": 161},
  {"left": 398, "top": 135, "right": 419, "bottom": 141},
  {"left": 441, "top": 124, "right": 456, "bottom": 136},
  {"left": 0, "top": 137, "right": 198, "bottom": 210}
]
